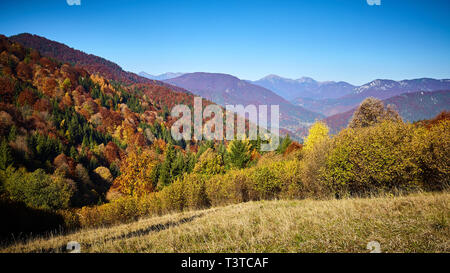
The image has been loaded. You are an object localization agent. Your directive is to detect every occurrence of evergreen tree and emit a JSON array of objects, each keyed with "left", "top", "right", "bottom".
[
  {"left": 158, "top": 143, "right": 176, "bottom": 188},
  {"left": 227, "top": 139, "right": 252, "bottom": 169},
  {"left": 277, "top": 134, "right": 292, "bottom": 154}
]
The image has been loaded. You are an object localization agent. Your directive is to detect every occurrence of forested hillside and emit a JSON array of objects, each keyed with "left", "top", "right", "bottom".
[{"left": 0, "top": 35, "right": 282, "bottom": 240}]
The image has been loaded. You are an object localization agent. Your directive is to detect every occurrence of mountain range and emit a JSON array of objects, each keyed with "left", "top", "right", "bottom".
[
  {"left": 293, "top": 78, "right": 450, "bottom": 116},
  {"left": 251, "top": 75, "right": 355, "bottom": 100},
  {"left": 165, "top": 73, "right": 324, "bottom": 136}
]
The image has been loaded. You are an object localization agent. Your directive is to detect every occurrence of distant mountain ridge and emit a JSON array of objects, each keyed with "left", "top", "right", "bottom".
[
  {"left": 139, "top": 72, "right": 185, "bottom": 81},
  {"left": 324, "top": 90, "right": 450, "bottom": 133},
  {"left": 294, "top": 78, "right": 450, "bottom": 116},
  {"left": 251, "top": 75, "right": 356, "bottom": 100}
]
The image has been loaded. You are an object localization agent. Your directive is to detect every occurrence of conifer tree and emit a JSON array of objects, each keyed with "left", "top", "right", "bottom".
[{"left": 227, "top": 139, "right": 252, "bottom": 169}]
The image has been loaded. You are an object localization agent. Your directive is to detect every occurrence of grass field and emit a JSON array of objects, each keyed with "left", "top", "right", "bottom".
[{"left": 2, "top": 191, "right": 449, "bottom": 253}]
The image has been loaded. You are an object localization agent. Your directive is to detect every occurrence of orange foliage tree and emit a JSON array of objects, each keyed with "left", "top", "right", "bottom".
[{"left": 113, "top": 148, "right": 157, "bottom": 196}]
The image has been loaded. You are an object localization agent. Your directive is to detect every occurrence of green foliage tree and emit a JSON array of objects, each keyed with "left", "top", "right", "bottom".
[
  {"left": 3, "top": 167, "right": 75, "bottom": 209},
  {"left": 0, "top": 138, "right": 13, "bottom": 170},
  {"left": 27, "top": 133, "right": 62, "bottom": 164},
  {"left": 277, "top": 134, "right": 292, "bottom": 154},
  {"left": 158, "top": 143, "right": 176, "bottom": 188}
]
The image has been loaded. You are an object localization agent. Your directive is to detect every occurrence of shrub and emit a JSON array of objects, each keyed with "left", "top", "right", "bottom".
[
  {"left": 3, "top": 167, "right": 76, "bottom": 210},
  {"left": 249, "top": 165, "right": 282, "bottom": 200},
  {"left": 193, "top": 148, "right": 225, "bottom": 175},
  {"left": 159, "top": 179, "right": 185, "bottom": 213},
  {"left": 324, "top": 121, "right": 420, "bottom": 195},
  {"left": 411, "top": 119, "right": 450, "bottom": 190},
  {"left": 205, "top": 170, "right": 250, "bottom": 206},
  {"left": 182, "top": 173, "right": 210, "bottom": 209},
  {"left": 298, "top": 137, "right": 333, "bottom": 199}
]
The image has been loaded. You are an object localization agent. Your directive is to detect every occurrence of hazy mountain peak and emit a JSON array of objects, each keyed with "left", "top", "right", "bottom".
[
  {"left": 260, "top": 74, "right": 285, "bottom": 80},
  {"left": 296, "top": 77, "right": 317, "bottom": 84},
  {"left": 139, "top": 72, "right": 185, "bottom": 81}
]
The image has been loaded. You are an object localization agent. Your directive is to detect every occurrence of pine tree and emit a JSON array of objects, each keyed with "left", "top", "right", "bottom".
[
  {"left": 158, "top": 143, "right": 176, "bottom": 188},
  {"left": 227, "top": 139, "right": 252, "bottom": 169},
  {"left": 277, "top": 134, "right": 292, "bottom": 154}
]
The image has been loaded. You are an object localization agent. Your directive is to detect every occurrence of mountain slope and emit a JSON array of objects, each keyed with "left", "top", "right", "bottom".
[
  {"left": 165, "top": 72, "right": 324, "bottom": 135},
  {"left": 252, "top": 75, "right": 355, "bottom": 100},
  {"left": 8, "top": 33, "right": 187, "bottom": 93},
  {"left": 324, "top": 90, "right": 450, "bottom": 133}
]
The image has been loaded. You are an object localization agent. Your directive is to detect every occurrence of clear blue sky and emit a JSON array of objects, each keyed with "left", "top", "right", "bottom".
[{"left": 1, "top": 0, "right": 449, "bottom": 85}]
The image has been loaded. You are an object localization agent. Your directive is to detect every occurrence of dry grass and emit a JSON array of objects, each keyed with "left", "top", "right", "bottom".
[{"left": 1, "top": 191, "right": 449, "bottom": 253}]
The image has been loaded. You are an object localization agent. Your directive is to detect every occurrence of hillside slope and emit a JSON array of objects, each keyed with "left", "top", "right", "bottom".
[
  {"left": 9, "top": 33, "right": 187, "bottom": 93},
  {"left": 3, "top": 192, "right": 448, "bottom": 253}
]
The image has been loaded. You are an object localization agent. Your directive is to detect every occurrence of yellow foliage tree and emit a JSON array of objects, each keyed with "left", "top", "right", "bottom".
[{"left": 303, "top": 121, "right": 329, "bottom": 152}]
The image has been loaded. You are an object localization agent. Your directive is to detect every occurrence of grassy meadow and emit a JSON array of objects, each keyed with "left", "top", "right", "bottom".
[{"left": 2, "top": 191, "right": 448, "bottom": 253}]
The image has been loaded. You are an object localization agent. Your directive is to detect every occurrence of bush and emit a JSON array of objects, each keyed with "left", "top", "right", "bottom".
[
  {"left": 249, "top": 165, "right": 282, "bottom": 200},
  {"left": 193, "top": 148, "right": 225, "bottom": 175},
  {"left": 182, "top": 174, "right": 210, "bottom": 209},
  {"left": 3, "top": 167, "right": 76, "bottom": 210},
  {"left": 205, "top": 170, "right": 250, "bottom": 206},
  {"left": 159, "top": 179, "right": 185, "bottom": 213},
  {"left": 298, "top": 138, "right": 333, "bottom": 199},
  {"left": 411, "top": 119, "right": 450, "bottom": 190},
  {"left": 324, "top": 121, "right": 420, "bottom": 195}
]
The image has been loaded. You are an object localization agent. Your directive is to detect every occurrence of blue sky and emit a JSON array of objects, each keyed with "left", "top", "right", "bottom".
[{"left": 0, "top": 0, "right": 449, "bottom": 85}]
